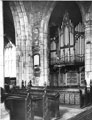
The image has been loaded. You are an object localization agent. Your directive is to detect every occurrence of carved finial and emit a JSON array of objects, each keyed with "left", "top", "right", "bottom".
[
  {"left": 21, "top": 80, "right": 25, "bottom": 89},
  {"left": 44, "top": 82, "right": 47, "bottom": 94},
  {"left": 63, "top": 11, "right": 69, "bottom": 22}
]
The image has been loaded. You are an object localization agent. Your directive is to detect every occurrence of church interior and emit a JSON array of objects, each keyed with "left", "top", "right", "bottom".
[{"left": 1, "top": 1, "right": 92, "bottom": 120}]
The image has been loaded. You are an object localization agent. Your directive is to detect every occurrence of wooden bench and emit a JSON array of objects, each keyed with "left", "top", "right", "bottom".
[{"left": 5, "top": 87, "right": 60, "bottom": 120}]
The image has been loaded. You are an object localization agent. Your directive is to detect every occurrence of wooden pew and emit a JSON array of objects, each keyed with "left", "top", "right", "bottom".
[
  {"left": 5, "top": 92, "right": 34, "bottom": 120},
  {"left": 5, "top": 86, "right": 60, "bottom": 120}
]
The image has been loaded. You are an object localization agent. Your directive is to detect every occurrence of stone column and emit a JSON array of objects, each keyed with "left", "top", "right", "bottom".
[
  {"left": 85, "top": 12, "right": 92, "bottom": 89},
  {"left": 10, "top": 1, "right": 33, "bottom": 87},
  {"left": 43, "top": 31, "right": 49, "bottom": 86},
  {"left": 0, "top": 1, "right": 10, "bottom": 120},
  {"left": 39, "top": 20, "right": 49, "bottom": 86},
  {"left": 0, "top": 0, "right": 4, "bottom": 89}
]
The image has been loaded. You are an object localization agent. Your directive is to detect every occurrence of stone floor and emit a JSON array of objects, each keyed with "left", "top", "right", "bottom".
[
  {"left": 0, "top": 103, "right": 10, "bottom": 120},
  {"left": 34, "top": 105, "right": 92, "bottom": 120},
  {"left": 58, "top": 105, "right": 92, "bottom": 120},
  {"left": 58, "top": 105, "right": 85, "bottom": 120},
  {"left": 1, "top": 104, "right": 92, "bottom": 120}
]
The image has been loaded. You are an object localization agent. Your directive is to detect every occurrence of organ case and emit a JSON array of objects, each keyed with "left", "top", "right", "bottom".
[{"left": 50, "top": 12, "right": 85, "bottom": 86}]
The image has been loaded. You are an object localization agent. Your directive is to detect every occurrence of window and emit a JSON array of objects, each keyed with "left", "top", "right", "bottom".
[
  {"left": 5, "top": 41, "right": 16, "bottom": 77},
  {"left": 33, "top": 54, "right": 40, "bottom": 67}
]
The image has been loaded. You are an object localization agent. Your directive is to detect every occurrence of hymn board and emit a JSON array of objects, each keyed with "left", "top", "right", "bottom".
[{"left": 50, "top": 12, "right": 85, "bottom": 86}]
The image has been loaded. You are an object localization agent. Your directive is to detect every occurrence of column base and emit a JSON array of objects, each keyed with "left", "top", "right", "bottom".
[
  {"left": 0, "top": 103, "right": 10, "bottom": 120},
  {"left": 87, "top": 87, "right": 90, "bottom": 92}
]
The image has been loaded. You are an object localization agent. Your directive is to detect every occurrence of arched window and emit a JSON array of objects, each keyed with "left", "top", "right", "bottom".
[{"left": 5, "top": 41, "right": 16, "bottom": 77}]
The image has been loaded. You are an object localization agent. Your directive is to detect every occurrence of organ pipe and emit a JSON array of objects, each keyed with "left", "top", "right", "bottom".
[
  {"left": 64, "top": 26, "right": 69, "bottom": 46},
  {"left": 75, "top": 22, "right": 85, "bottom": 62},
  {"left": 59, "top": 12, "right": 75, "bottom": 63},
  {"left": 50, "top": 12, "right": 85, "bottom": 64}
]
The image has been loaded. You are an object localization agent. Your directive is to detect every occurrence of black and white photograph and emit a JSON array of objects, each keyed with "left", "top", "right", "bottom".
[{"left": 1, "top": 0, "right": 92, "bottom": 120}]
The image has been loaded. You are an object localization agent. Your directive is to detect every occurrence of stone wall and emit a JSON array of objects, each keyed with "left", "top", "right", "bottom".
[
  {"left": 23, "top": 1, "right": 55, "bottom": 86},
  {"left": 9, "top": 1, "right": 33, "bottom": 87}
]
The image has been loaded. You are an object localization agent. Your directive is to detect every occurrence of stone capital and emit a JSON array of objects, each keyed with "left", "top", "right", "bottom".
[
  {"left": 84, "top": 20, "right": 92, "bottom": 28},
  {"left": 84, "top": 12, "right": 92, "bottom": 28}
]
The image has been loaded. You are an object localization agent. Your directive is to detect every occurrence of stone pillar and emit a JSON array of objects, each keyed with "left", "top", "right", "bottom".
[
  {"left": 85, "top": 12, "right": 92, "bottom": 89},
  {"left": 43, "top": 30, "right": 49, "bottom": 86},
  {"left": 39, "top": 28, "right": 44, "bottom": 86},
  {"left": 10, "top": 1, "right": 33, "bottom": 87},
  {"left": 39, "top": 20, "right": 49, "bottom": 86},
  {"left": 0, "top": 1, "right": 10, "bottom": 120},
  {"left": 0, "top": 0, "right": 4, "bottom": 89}
]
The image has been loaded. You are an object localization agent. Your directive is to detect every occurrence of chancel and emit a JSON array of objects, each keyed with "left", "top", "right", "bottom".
[
  {"left": 1, "top": 1, "right": 92, "bottom": 120},
  {"left": 49, "top": 11, "right": 85, "bottom": 87}
]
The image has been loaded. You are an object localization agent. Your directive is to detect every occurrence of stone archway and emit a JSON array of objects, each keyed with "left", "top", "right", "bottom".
[
  {"left": 9, "top": 1, "right": 33, "bottom": 87},
  {"left": 39, "top": 1, "right": 85, "bottom": 86},
  {"left": 39, "top": 2, "right": 56, "bottom": 86}
]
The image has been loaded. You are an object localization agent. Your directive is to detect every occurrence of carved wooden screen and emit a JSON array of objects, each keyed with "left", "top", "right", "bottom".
[
  {"left": 51, "top": 72, "right": 58, "bottom": 86},
  {"left": 67, "top": 72, "right": 78, "bottom": 85},
  {"left": 43, "top": 92, "right": 49, "bottom": 120},
  {"left": 58, "top": 73, "right": 64, "bottom": 86},
  {"left": 25, "top": 93, "right": 34, "bottom": 120},
  {"left": 80, "top": 72, "right": 85, "bottom": 85}
]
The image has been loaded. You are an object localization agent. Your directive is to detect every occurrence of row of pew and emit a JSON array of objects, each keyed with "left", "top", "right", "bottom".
[{"left": 5, "top": 86, "right": 60, "bottom": 120}]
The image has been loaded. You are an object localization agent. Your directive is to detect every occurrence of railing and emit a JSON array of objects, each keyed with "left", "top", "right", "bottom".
[{"left": 50, "top": 54, "right": 85, "bottom": 66}]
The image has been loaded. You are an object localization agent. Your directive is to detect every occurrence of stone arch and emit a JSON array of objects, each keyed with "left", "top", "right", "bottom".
[
  {"left": 39, "top": 2, "right": 56, "bottom": 85},
  {"left": 39, "top": 1, "right": 84, "bottom": 86},
  {"left": 9, "top": 1, "right": 33, "bottom": 87}
]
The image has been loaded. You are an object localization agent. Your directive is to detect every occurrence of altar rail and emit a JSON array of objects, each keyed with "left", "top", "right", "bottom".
[
  {"left": 11, "top": 86, "right": 92, "bottom": 107},
  {"left": 50, "top": 55, "right": 85, "bottom": 66},
  {"left": 27, "top": 86, "right": 92, "bottom": 108},
  {"left": 28, "top": 86, "right": 81, "bottom": 106}
]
